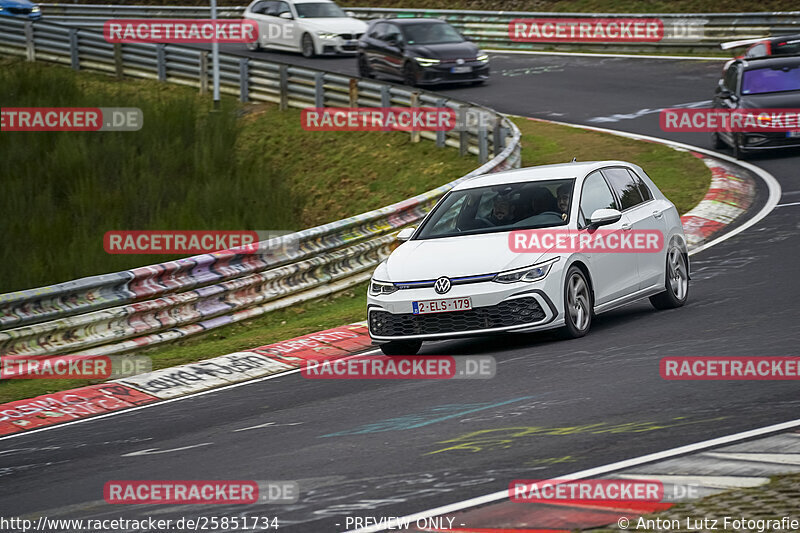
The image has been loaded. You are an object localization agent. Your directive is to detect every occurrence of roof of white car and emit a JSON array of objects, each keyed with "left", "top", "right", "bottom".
[{"left": 452, "top": 160, "right": 633, "bottom": 191}]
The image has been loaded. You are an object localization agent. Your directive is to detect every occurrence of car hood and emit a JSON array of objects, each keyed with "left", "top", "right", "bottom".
[
  {"left": 299, "top": 17, "right": 367, "bottom": 34},
  {"left": 385, "top": 232, "right": 553, "bottom": 281},
  {"left": 408, "top": 41, "right": 480, "bottom": 60},
  {"left": 0, "top": 0, "right": 36, "bottom": 7},
  {"left": 739, "top": 91, "right": 800, "bottom": 109}
]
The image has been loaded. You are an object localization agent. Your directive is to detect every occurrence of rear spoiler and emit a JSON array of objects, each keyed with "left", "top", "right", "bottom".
[{"left": 720, "top": 37, "right": 767, "bottom": 50}]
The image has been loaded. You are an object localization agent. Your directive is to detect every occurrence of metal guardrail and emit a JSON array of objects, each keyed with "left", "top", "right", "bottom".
[
  {"left": 37, "top": 3, "right": 800, "bottom": 52},
  {"left": 0, "top": 17, "right": 521, "bottom": 357}
]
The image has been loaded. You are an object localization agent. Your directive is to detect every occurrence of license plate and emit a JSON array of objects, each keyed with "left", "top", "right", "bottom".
[
  {"left": 345, "top": 40, "right": 357, "bottom": 46},
  {"left": 412, "top": 297, "right": 472, "bottom": 315},
  {"left": 787, "top": 131, "right": 800, "bottom": 138},
  {"left": 451, "top": 66, "right": 472, "bottom": 74}
]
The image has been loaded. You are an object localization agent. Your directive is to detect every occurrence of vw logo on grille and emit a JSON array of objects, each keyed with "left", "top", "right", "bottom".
[
  {"left": 434, "top": 277, "right": 452, "bottom": 294},
  {"left": 456, "top": 58, "right": 465, "bottom": 65}
]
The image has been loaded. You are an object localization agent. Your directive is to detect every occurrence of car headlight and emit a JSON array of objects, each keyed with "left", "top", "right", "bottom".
[
  {"left": 316, "top": 32, "right": 338, "bottom": 39},
  {"left": 414, "top": 57, "right": 440, "bottom": 66},
  {"left": 31, "top": 6, "right": 41, "bottom": 12},
  {"left": 493, "top": 258, "right": 559, "bottom": 284},
  {"left": 476, "top": 53, "right": 489, "bottom": 62},
  {"left": 370, "top": 280, "right": 398, "bottom": 296}
]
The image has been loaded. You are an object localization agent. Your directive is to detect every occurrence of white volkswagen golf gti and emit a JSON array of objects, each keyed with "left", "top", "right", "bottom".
[{"left": 367, "top": 161, "right": 690, "bottom": 355}]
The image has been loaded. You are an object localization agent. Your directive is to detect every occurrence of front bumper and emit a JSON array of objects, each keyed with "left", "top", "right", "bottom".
[
  {"left": 726, "top": 131, "right": 800, "bottom": 152},
  {"left": 0, "top": 9, "right": 41, "bottom": 19},
  {"left": 367, "top": 279, "right": 562, "bottom": 342},
  {"left": 415, "top": 61, "right": 490, "bottom": 85},
  {"left": 317, "top": 35, "right": 360, "bottom": 55}
]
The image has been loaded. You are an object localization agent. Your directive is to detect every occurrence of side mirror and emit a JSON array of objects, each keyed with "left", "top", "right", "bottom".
[
  {"left": 396, "top": 227, "right": 415, "bottom": 241},
  {"left": 588, "top": 208, "right": 622, "bottom": 228},
  {"left": 346, "top": 10, "right": 355, "bottom": 16},
  {"left": 279, "top": 11, "right": 293, "bottom": 19}
]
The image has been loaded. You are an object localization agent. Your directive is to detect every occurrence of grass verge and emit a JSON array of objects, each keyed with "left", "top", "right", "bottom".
[
  {"left": 0, "top": 114, "right": 711, "bottom": 404},
  {"left": 0, "top": 56, "right": 477, "bottom": 293}
]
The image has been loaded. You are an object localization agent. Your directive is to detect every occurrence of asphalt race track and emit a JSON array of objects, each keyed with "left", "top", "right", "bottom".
[{"left": 1, "top": 48, "right": 799, "bottom": 532}]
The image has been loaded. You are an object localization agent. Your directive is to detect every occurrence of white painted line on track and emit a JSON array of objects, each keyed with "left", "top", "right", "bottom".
[
  {"left": 0, "top": 349, "right": 382, "bottom": 442},
  {"left": 347, "top": 418, "right": 800, "bottom": 532},
  {"left": 515, "top": 117, "right": 782, "bottom": 257},
  {"left": 776, "top": 201, "right": 800, "bottom": 208},
  {"left": 485, "top": 49, "right": 727, "bottom": 61}
]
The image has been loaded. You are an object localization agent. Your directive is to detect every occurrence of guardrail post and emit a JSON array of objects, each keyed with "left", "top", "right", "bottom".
[
  {"left": 239, "top": 57, "right": 249, "bottom": 103},
  {"left": 314, "top": 72, "right": 325, "bottom": 108},
  {"left": 435, "top": 98, "right": 447, "bottom": 148},
  {"left": 24, "top": 21, "right": 35, "bottom": 62},
  {"left": 199, "top": 51, "right": 209, "bottom": 95},
  {"left": 380, "top": 85, "right": 390, "bottom": 108},
  {"left": 349, "top": 78, "right": 358, "bottom": 107},
  {"left": 458, "top": 105, "right": 469, "bottom": 157},
  {"left": 69, "top": 28, "right": 79, "bottom": 70},
  {"left": 113, "top": 43, "right": 123, "bottom": 79},
  {"left": 478, "top": 126, "right": 489, "bottom": 164},
  {"left": 493, "top": 124, "right": 507, "bottom": 155},
  {"left": 409, "top": 91, "right": 420, "bottom": 143},
  {"left": 156, "top": 44, "right": 166, "bottom": 82},
  {"left": 279, "top": 65, "right": 288, "bottom": 110}
]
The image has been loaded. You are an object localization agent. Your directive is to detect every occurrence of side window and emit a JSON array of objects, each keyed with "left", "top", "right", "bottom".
[
  {"left": 745, "top": 43, "right": 767, "bottom": 58},
  {"left": 385, "top": 24, "right": 402, "bottom": 43},
  {"left": 626, "top": 169, "right": 653, "bottom": 202},
  {"left": 602, "top": 167, "right": 645, "bottom": 210},
  {"left": 580, "top": 171, "right": 617, "bottom": 226},
  {"left": 369, "top": 22, "right": 385, "bottom": 39},
  {"left": 275, "top": 1, "right": 291, "bottom": 16},
  {"left": 251, "top": 1, "right": 273, "bottom": 14}
]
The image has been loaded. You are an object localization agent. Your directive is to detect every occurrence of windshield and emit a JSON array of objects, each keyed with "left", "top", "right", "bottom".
[
  {"left": 402, "top": 22, "right": 464, "bottom": 45},
  {"left": 741, "top": 65, "right": 800, "bottom": 95},
  {"left": 416, "top": 180, "right": 574, "bottom": 240},
  {"left": 295, "top": 2, "right": 346, "bottom": 18}
]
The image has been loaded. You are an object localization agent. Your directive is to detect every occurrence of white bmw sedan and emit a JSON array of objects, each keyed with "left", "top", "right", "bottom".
[
  {"left": 244, "top": 0, "right": 367, "bottom": 57},
  {"left": 367, "top": 161, "right": 690, "bottom": 355}
]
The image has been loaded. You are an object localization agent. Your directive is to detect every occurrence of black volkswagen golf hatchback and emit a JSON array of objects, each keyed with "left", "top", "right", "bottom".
[{"left": 357, "top": 18, "right": 490, "bottom": 86}]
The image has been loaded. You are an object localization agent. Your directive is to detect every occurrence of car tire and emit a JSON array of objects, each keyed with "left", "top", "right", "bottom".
[
  {"left": 379, "top": 340, "right": 422, "bottom": 356},
  {"left": 301, "top": 33, "right": 316, "bottom": 58},
  {"left": 403, "top": 62, "right": 418, "bottom": 87},
  {"left": 649, "top": 244, "right": 689, "bottom": 310},
  {"left": 358, "top": 54, "right": 373, "bottom": 78},
  {"left": 711, "top": 131, "right": 725, "bottom": 149},
  {"left": 560, "top": 266, "right": 592, "bottom": 339}
]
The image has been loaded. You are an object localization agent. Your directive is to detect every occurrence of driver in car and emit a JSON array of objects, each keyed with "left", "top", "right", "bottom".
[{"left": 487, "top": 195, "right": 517, "bottom": 226}]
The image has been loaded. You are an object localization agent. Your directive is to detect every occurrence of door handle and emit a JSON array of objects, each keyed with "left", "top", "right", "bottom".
[
  {"left": 652, "top": 210, "right": 663, "bottom": 219},
  {"left": 621, "top": 223, "right": 632, "bottom": 231}
]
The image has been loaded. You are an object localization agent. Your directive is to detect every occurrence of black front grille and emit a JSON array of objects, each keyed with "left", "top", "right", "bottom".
[
  {"left": 9, "top": 7, "right": 32, "bottom": 14},
  {"left": 370, "top": 297, "right": 545, "bottom": 337}
]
